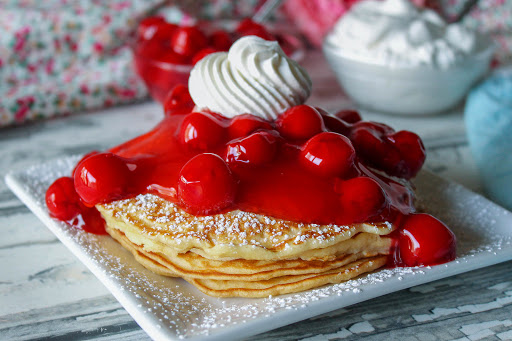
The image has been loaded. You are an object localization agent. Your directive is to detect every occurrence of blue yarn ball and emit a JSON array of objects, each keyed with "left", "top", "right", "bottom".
[{"left": 465, "top": 72, "right": 512, "bottom": 210}]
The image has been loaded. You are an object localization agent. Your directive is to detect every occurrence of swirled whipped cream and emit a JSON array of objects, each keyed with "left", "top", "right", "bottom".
[
  {"left": 188, "top": 36, "right": 312, "bottom": 120},
  {"left": 325, "top": 0, "right": 484, "bottom": 68}
]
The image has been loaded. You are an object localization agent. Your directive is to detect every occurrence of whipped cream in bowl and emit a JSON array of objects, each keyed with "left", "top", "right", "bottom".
[
  {"left": 189, "top": 36, "right": 312, "bottom": 120},
  {"left": 323, "top": 0, "right": 494, "bottom": 115}
]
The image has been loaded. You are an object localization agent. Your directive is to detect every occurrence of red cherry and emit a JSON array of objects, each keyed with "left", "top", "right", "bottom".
[
  {"left": 351, "top": 121, "right": 394, "bottom": 135},
  {"left": 178, "top": 153, "right": 237, "bottom": 214},
  {"left": 337, "top": 177, "right": 387, "bottom": 223},
  {"left": 398, "top": 213, "right": 456, "bottom": 266},
  {"left": 350, "top": 122, "right": 402, "bottom": 176},
  {"left": 300, "top": 132, "right": 355, "bottom": 177},
  {"left": 171, "top": 26, "right": 208, "bottom": 58},
  {"left": 276, "top": 105, "right": 325, "bottom": 140},
  {"left": 350, "top": 122, "right": 425, "bottom": 179},
  {"left": 321, "top": 114, "right": 351, "bottom": 136},
  {"left": 163, "top": 85, "right": 194, "bottom": 115},
  {"left": 72, "top": 150, "right": 100, "bottom": 177},
  {"left": 74, "top": 152, "right": 132, "bottom": 206},
  {"left": 46, "top": 177, "right": 81, "bottom": 221},
  {"left": 235, "top": 18, "right": 275, "bottom": 41},
  {"left": 137, "top": 16, "right": 166, "bottom": 40},
  {"left": 335, "top": 109, "right": 362, "bottom": 124},
  {"left": 388, "top": 131, "right": 426, "bottom": 179},
  {"left": 226, "top": 131, "right": 278, "bottom": 166},
  {"left": 179, "top": 112, "right": 226, "bottom": 151},
  {"left": 209, "top": 30, "right": 232, "bottom": 51},
  {"left": 192, "top": 47, "right": 218, "bottom": 65},
  {"left": 151, "top": 22, "right": 179, "bottom": 42},
  {"left": 228, "top": 114, "right": 273, "bottom": 139},
  {"left": 351, "top": 124, "right": 400, "bottom": 167},
  {"left": 235, "top": 18, "right": 265, "bottom": 34}
]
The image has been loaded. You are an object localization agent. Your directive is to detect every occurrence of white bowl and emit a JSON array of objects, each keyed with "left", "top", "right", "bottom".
[{"left": 322, "top": 40, "right": 494, "bottom": 115}]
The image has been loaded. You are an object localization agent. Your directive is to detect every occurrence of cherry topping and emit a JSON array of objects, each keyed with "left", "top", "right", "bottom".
[
  {"left": 300, "top": 132, "right": 355, "bottom": 177},
  {"left": 398, "top": 213, "right": 456, "bottom": 266},
  {"left": 152, "top": 50, "right": 188, "bottom": 65},
  {"left": 350, "top": 122, "right": 425, "bottom": 179},
  {"left": 137, "top": 16, "right": 166, "bottom": 40},
  {"left": 74, "top": 152, "right": 133, "bottom": 206},
  {"left": 226, "top": 131, "right": 278, "bottom": 166},
  {"left": 163, "top": 85, "right": 194, "bottom": 115},
  {"left": 321, "top": 114, "right": 351, "bottom": 136},
  {"left": 235, "top": 18, "right": 265, "bottom": 35},
  {"left": 178, "top": 153, "right": 237, "bottom": 215},
  {"left": 228, "top": 114, "right": 273, "bottom": 139},
  {"left": 72, "top": 150, "right": 100, "bottom": 177},
  {"left": 46, "top": 177, "right": 81, "bottom": 221},
  {"left": 209, "top": 30, "right": 233, "bottom": 51},
  {"left": 352, "top": 121, "right": 394, "bottom": 135},
  {"left": 335, "top": 109, "right": 362, "bottom": 124},
  {"left": 178, "top": 112, "right": 226, "bottom": 151},
  {"left": 388, "top": 131, "right": 426, "bottom": 179},
  {"left": 337, "top": 177, "right": 387, "bottom": 223},
  {"left": 276, "top": 105, "right": 325, "bottom": 140},
  {"left": 171, "top": 26, "right": 208, "bottom": 58},
  {"left": 192, "top": 47, "right": 218, "bottom": 65}
]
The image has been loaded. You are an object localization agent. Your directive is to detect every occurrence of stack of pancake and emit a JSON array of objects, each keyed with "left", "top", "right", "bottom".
[{"left": 97, "top": 194, "right": 395, "bottom": 297}]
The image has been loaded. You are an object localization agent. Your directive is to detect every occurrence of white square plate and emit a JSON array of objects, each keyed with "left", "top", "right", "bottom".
[{"left": 6, "top": 156, "right": 512, "bottom": 341}]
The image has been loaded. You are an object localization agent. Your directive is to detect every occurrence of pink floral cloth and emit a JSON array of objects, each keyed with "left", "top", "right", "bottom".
[{"left": 0, "top": 0, "right": 164, "bottom": 127}]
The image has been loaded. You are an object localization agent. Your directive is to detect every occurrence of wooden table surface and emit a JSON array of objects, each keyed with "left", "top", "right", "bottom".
[{"left": 1, "top": 51, "right": 511, "bottom": 341}]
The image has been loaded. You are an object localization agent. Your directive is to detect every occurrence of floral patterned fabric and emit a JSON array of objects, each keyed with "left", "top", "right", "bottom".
[
  {"left": 0, "top": 0, "right": 162, "bottom": 127},
  {"left": 441, "top": 0, "right": 512, "bottom": 65}
]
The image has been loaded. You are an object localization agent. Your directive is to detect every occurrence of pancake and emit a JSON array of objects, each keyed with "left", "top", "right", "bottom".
[
  {"left": 98, "top": 194, "right": 395, "bottom": 297},
  {"left": 98, "top": 194, "right": 394, "bottom": 261}
]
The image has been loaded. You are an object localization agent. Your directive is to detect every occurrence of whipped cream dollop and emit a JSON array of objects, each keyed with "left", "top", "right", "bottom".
[
  {"left": 325, "top": 0, "right": 485, "bottom": 68},
  {"left": 188, "top": 36, "right": 312, "bottom": 120}
]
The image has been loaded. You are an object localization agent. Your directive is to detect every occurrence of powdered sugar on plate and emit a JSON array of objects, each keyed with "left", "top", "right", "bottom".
[{"left": 5, "top": 156, "right": 512, "bottom": 341}]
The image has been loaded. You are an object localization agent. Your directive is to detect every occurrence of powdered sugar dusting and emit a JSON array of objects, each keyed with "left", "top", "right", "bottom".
[{"left": 6, "top": 156, "right": 512, "bottom": 340}]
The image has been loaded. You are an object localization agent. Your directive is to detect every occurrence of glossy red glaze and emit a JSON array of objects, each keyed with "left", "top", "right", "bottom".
[
  {"left": 336, "top": 176, "right": 387, "bottom": 224},
  {"left": 46, "top": 102, "right": 454, "bottom": 266},
  {"left": 226, "top": 131, "right": 279, "bottom": 166},
  {"left": 397, "top": 213, "right": 457, "bottom": 266}
]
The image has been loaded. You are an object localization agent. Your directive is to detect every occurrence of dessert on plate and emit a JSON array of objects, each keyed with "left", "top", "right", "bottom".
[{"left": 46, "top": 36, "right": 456, "bottom": 297}]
